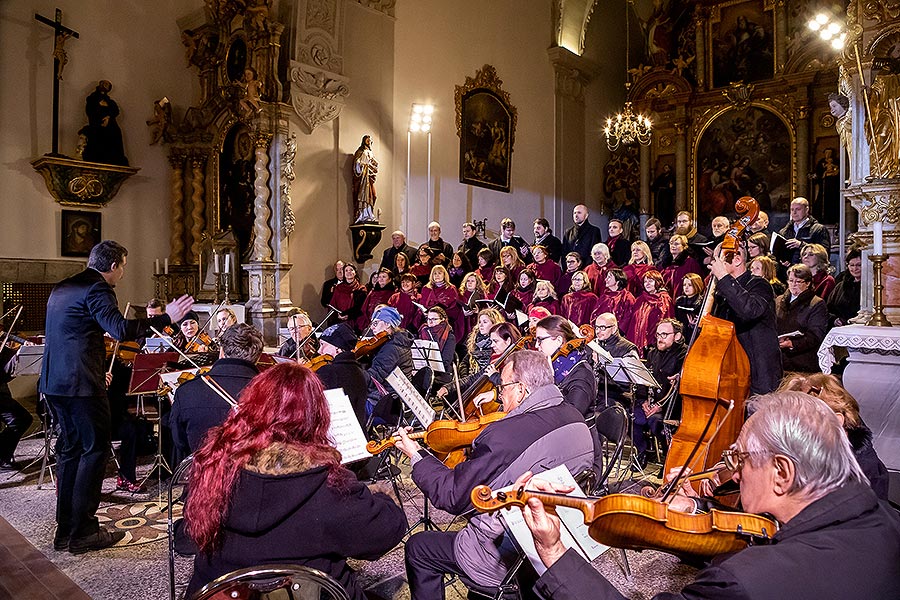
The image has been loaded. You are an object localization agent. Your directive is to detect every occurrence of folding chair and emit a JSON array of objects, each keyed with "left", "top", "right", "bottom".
[
  {"left": 592, "top": 403, "right": 632, "bottom": 578},
  {"left": 189, "top": 564, "right": 350, "bottom": 600}
]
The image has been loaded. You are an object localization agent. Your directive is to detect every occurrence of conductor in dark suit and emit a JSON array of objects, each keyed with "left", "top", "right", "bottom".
[{"left": 41, "top": 240, "right": 193, "bottom": 554}]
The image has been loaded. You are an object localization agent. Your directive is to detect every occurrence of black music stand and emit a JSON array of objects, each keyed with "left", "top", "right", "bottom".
[{"left": 603, "top": 356, "right": 660, "bottom": 479}]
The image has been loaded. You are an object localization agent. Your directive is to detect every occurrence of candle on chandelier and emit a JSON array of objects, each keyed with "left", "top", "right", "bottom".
[{"left": 214, "top": 253, "right": 220, "bottom": 274}]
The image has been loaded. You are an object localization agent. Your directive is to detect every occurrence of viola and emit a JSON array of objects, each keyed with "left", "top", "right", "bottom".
[
  {"left": 176, "top": 365, "right": 212, "bottom": 386},
  {"left": 0, "top": 330, "right": 31, "bottom": 349},
  {"left": 367, "top": 412, "right": 506, "bottom": 468},
  {"left": 470, "top": 485, "right": 778, "bottom": 561},
  {"left": 550, "top": 324, "right": 594, "bottom": 361},
  {"left": 353, "top": 330, "right": 391, "bottom": 359}
]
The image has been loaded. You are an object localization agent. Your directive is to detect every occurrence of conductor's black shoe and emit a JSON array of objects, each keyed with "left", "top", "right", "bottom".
[
  {"left": 53, "top": 530, "right": 69, "bottom": 551},
  {"left": 69, "top": 529, "right": 126, "bottom": 555}
]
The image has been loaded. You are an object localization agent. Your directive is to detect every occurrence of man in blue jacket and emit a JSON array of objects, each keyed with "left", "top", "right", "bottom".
[{"left": 41, "top": 240, "right": 192, "bottom": 554}]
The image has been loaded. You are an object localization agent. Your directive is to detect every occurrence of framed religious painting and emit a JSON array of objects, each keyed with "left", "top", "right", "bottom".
[
  {"left": 455, "top": 64, "right": 517, "bottom": 193},
  {"left": 693, "top": 104, "right": 793, "bottom": 229},
  {"left": 709, "top": 0, "right": 775, "bottom": 89},
  {"left": 61, "top": 210, "right": 101, "bottom": 257}
]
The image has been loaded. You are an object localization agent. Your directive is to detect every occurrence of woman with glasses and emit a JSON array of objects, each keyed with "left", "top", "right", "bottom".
[
  {"left": 533, "top": 315, "right": 596, "bottom": 418},
  {"left": 627, "top": 270, "right": 673, "bottom": 354},
  {"left": 184, "top": 362, "right": 407, "bottom": 600},
  {"left": 410, "top": 244, "right": 434, "bottom": 286},
  {"left": 776, "top": 264, "right": 828, "bottom": 374},
  {"left": 419, "top": 307, "right": 456, "bottom": 387},
  {"left": 826, "top": 249, "right": 862, "bottom": 328},
  {"left": 556, "top": 252, "right": 583, "bottom": 298},
  {"left": 560, "top": 270, "right": 598, "bottom": 327},
  {"left": 499, "top": 245, "right": 526, "bottom": 282}
]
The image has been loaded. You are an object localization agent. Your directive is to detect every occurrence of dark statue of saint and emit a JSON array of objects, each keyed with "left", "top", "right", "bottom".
[{"left": 80, "top": 80, "right": 128, "bottom": 166}]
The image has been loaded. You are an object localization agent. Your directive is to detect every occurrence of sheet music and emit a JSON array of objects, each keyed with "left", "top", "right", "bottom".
[
  {"left": 500, "top": 465, "right": 609, "bottom": 575},
  {"left": 607, "top": 356, "right": 659, "bottom": 388},
  {"left": 12, "top": 345, "right": 44, "bottom": 376},
  {"left": 386, "top": 367, "right": 436, "bottom": 427},
  {"left": 411, "top": 339, "right": 445, "bottom": 372},
  {"left": 159, "top": 368, "right": 200, "bottom": 403},
  {"left": 586, "top": 340, "right": 614, "bottom": 365},
  {"left": 514, "top": 309, "right": 529, "bottom": 327},
  {"left": 143, "top": 337, "right": 174, "bottom": 353},
  {"left": 323, "top": 388, "right": 370, "bottom": 464}
]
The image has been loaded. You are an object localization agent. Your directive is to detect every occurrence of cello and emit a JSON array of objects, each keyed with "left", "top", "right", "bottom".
[{"left": 662, "top": 196, "right": 758, "bottom": 487}]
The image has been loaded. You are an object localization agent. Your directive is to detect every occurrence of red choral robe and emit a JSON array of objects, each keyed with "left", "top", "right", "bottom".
[
  {"left": 623, "top": 263, "right": 654, "bottom": 297},
  {"left": 661, "top": 255, "right": 703, "bottom": 300},
  {"left": 420, "top": 283, "right": 464, "bottom": 337},
  {"left": 556, "top": 271, "right": 576, "bottom": 295},
  {"left": 330, "top": 281, "right": 366, "bottom": 331},
  {"left": 627, "top": 290, "right": 673, "bottom": 354},
  {"left": 529, "top": 261, "right": 562, "bottom": 287},
  {"left": 812, "top": 270, "right": 836, "bottom": 301},
  {"left": 512, "top": 286, "right": 535, "bottom": 307},
  {"left": 583, "top": 263, "right": 610, "bottom": 296},
  {"left": 561, "top": 290, "right": 600, "bottom": 326},
  {"left": 358, "top": 287, "right": 395, "bottom": 331},
  {"left": 389, "top": 289, "right": 422, "bottom": 331},
  {"left": 593, "top": 288, "right": 636, "bottom": 334},
  {"left": 529, "top": 298, "right": 560, "bottom": 316},
  {"left": 476, "top": 265, "right": 495, "bottom": 286}
]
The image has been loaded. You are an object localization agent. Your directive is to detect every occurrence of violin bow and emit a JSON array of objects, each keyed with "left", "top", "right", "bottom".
[
  {"left": 293, "top": 306, "right": 338, "bottom": 362},
  {"left": 107, "top": 302, "right": 131, "bottom": 374},
  {"left": 149, "top": 326, "right": 238, "bottom": 408},
  {"left": 453, "top": 363, "right": 465, "bottom": 421}
]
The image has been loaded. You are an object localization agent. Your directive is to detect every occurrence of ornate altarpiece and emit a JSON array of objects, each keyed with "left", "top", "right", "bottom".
[{"left": 153, "top": 0, "right": 359, "bottom": 342}]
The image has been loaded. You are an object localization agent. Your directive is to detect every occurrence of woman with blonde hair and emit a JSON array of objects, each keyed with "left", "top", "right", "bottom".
[
  {"left": 800, "top": 243, "right": 835, "bottom": 301},
  {"left": 420, "top": 264, "right": 463, "bottom": 337},
  {"left": 529, "top": 279, "right": 560, "bottom": 316},
  {"left": 498, "top": 245, "right": 526, "bottom": 282},
  {"left": 627, "top": 270, "right": 673, "bottom": 353},
  {"left": 623, "top": 240, "right": 654, "bottom": 297},
  {"left": 749, "top": 255, "right": 786, "bottom": 296},
  {"left": 779, "top": 372, "right": 889, "bottom": 499}
]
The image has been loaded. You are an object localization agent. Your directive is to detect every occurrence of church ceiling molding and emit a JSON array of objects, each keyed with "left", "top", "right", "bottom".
[
  {"left": 555, "top": 0, "right": 598, "bottom": 55},
  {"left": 354, "top": 0, "right": 395, "bottom": 17}
]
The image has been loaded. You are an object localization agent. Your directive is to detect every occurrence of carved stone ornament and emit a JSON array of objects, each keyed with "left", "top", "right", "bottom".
[
  {"left": 454, "top": 64, "right": 518, "bottom": 148},
  {"left": 288, "top": 63, "right": 350, "bottom": 132},
  {"left": 31, "top": 155, "right": 140, "bottom": 207},
  {"left": 863, "top": 0, "right": 900, "bottom": 24},
  {"left": 721, "top": 82, "right": 755, "bottom": 109},
  {"left": 280, "top": 133, "right": 297, "bottom": 237},
  {"left": 848, "top": 179, "right": 900, "bottom": 225},
  {"left": 554, "top": 66, "right": 587, "bottom": 102},
  {"left": 354, "top": 0, "right": 395, "bottom": 17}
]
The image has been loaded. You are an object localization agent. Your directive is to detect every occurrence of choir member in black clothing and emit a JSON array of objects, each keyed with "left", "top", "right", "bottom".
[
  {"left": 827, "top": 250, "right": 862, "bottom": 327},
  {"left": 674, "top": 272, "right": 704, "bottom": 342},
  {"left": 320, "top": 260, "right": 345, "bottom": 308},
  {"left": 459, "top": 222, "right": 487, "bottom": 270}
]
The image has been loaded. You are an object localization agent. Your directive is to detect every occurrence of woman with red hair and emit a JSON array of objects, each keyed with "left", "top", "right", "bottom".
[
  {"left": 627, "top": 269, "right": 673, "bottom": 354},
  {"left": 184, "top": 363, "right": 406, "bottom": 599}
]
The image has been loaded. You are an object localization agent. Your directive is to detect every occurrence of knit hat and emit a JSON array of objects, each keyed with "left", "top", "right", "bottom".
[
  {"left": 180, "top": 311, "right": 200, "bottom": 325},
  {"left": 319, "top": 323, "right": 358, "bottom": 352},
  {"left": 372, "top": 305, "right": 402, "bottom": 327},
  {"left": 528, "top": 306, "right": 552, "bottom": 320}
]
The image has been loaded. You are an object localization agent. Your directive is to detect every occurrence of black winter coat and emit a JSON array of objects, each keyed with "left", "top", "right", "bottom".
[
  {"left": 777, "top": 216, "right": 831, "bottom": 264},
  {"left": 186, "top": 449, "right": 406, "bottom": 599},
  {"left": 775, "top": 288, "right": 827, "bottom": 373},
  {"left": 712, "top": 271, "right": 782, "bottom": 395},
  {"left": 826, "top": 270, "right": 861, "bottom": 327},
  {"left": 535, "top": 482, "right": 900, "bottom": 600},
  {"left": 316, "top": 351, "right": 370, "bottom": 428},
  {"left": 365, "top": 329, "right": 415, "bottom": 403},
  {"left": 563, "top": 220, "right": 605, "bottom": 266}
]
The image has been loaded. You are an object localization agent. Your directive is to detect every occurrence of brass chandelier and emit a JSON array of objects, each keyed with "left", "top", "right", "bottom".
[{"left": 604, "top": 0, "right": 652, "bottom": 151}]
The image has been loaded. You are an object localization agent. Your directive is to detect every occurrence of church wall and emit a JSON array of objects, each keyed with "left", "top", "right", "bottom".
[
  {"left": 0, "top": 0, "right": 198, "bottom": 307},
  {"left": 391, "top": 0, "right": 558, "bottom": 249}
]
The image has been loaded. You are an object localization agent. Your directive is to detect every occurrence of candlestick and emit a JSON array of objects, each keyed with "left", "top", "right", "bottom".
[
  {"left": 867, "top": 254, "right": 893, "bottom": 327},
  {"left": 873, "top": 221, "right": 884, "bottom": 255},
  {"left": 164, "top": 258, "right": 169, "bottom": 275},
  {"left": 154, "top": 259, "right": 160, "bottom": 275}
]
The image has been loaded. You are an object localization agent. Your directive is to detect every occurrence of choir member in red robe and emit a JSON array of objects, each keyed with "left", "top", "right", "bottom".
[
  {"left": 557, "top": 252, "right": 582, "bottom": 296},
  {"left": 420, "top": 265, "right": 463, "bottom": 338},
  {"left": 389, "top": 273, "right": 423, "bottom": 333},
  {"left": 410, "top": 244, "right": 435, "bottom": 286},
  {"left": 527, "top": 245, "right": 561, "bottom": 285},
  {"left": 661, "top": 234, "right": 703, "bottom": 300},
  {"left": 528, "top": 279, "right": 560, "bottom": 316},
  {"left": 457, "top": 272, "right": 488, "bottom": 347},
  {"left": 475, "top": 248, "right": 495, "bottom": 288},
  {"left": 583, "top": 243, "right": 610, "bottom": 296},
  {"left": 561, "top": 271, "right": 599, "bottom": 326},
  {"left": 358, "top": 268, "right": 396, "bottom": 331},
  {"left": 623, "top": 240, "right": 655, "bottom": 297},
  {"left": 512, "top": 270, "right": 536, "bottom": 307},
  {"left": 627, "top": 269, "right": 673, "bottom": 354},
  {"left": 499, "top": 246, "right": 526, "bottom": 283},
  {"left": 488, "top": 266, "right": 524, "bottom": 322},
  {"left": 330, "top": 263, "right": 367, "bottom": 332},
  {"left": 593, "top": 268, "right": 636, "bottom": 335}
]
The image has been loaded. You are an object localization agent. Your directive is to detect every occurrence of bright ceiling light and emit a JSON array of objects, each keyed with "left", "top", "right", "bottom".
[
  {"left": 808, "top": 19, "right": 821, "bottom": 31},
  {"left": 816, "top": 13, "right": 829, "bottom": 24}
]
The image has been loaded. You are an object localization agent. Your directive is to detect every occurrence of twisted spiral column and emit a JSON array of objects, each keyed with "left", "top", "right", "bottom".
[
  {"left": 251, "top": 134, "right": 273, "bottom": 262},
  {"left": 169, "top": 154, "right": 186, "bottom": 264},
  {"left": 190, "top": 155, "right": 206, "bottom": 263}
]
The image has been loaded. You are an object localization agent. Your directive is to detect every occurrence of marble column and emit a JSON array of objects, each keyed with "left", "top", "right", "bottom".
[
  {"left": 548, "top": 47, "right": 598, "bottom": 230},
  {"left": 169, "top": 153, "right": 186, "bottom": 265},
  {"left": 674, "top": 121, "right": 688, "bottom": 213},
  {"left": 251, "top": 133, "right": 273, "bottom": 262},
  {"left": 189, "top": 155, "right": 206, "bottom": 264}
]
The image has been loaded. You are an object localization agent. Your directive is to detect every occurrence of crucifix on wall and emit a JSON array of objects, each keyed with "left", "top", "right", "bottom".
[{"left": 34, "top": 8, "right": 79, "bottom": 156}]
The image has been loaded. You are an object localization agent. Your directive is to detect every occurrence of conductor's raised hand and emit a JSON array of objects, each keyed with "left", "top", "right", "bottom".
[{"left": 165, "top": 295, "right": 195, "bottom": 323}]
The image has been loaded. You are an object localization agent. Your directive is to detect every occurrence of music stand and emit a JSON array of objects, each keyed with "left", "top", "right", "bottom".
[
  {"left": 603, "top": 356, "right": 660, "bottom": 478},
  {"left": 129, "top": 352, "right": 181, "bottom": 492},
  {"left": 411, "top": 340, "right": 445, "bottom": 374},
  {"left": 12, "top": 345, "right": 44, "bottom": 376}
]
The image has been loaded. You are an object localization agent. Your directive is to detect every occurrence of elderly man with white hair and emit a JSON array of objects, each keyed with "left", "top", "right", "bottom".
[{"left": 518, "top": 391, "right": 900, "bottom": 599}]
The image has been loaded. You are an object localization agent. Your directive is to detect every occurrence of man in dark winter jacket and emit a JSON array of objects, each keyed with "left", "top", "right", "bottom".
[
  {"left": 778, "top": 197, "right": 831, "bottom": 264},
  {"left": 520, "top": 391, "right": 900, "bottom": 600}
]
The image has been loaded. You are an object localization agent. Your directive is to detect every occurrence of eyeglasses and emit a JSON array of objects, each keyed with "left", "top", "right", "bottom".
[
  {"left": 497, "top": 380, "right": 522, "bottom": 392},
  {"left": 426, "top": 317, "right": 441, "bottom": 323},
  {"left": 594, "top": 324, "right": 615, "bottom": 331},
  {"left": 721, "top": 445, "right": 752, "bottom": 472},
  {"left": 656, "top": 331, "right": 675, "bottom": 338},
  {"left": 534, "top": 335, "right": 554, "bottom": 344}
]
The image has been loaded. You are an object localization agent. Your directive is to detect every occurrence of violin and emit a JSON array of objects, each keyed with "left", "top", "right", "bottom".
[
  {"left": 306, "top": 353, "right": 333, "bottom": 371},
  {"left": 185, "top": 331, "right": 215, "bottom": 353},
  {"left": 459, "top": 336, "right": 528, "bottom": 419},
  {"left": 0, "top": 330, "right": 31, "bottom": 349},
  {"left": 367, "top": 412, "right": 506, "bottom": 468},
  {"left": 353, "top": 330, "right": 391, "bottom": 359},
  {"left": 550, "top": 324, "right": 594, "bottom": 361},
  {"left": 176, "top": 365, "right": 212, "bottom": 385},
  {"left": 104, "top": 338, "right": 142, "bottom": 366},
  {"left": 471, "top": 484, "right": 778, "bottom": 561}
]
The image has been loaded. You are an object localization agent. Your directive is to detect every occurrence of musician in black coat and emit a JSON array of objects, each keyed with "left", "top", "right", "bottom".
[
  {"left": 708, "top": 244, "right": 782, "bottom": 396},
  {"left": 170, "top": 323, "right": 263, "bottom": 462},
  {"left": 40, "top": 240, "right": 193, "bottom": 554},
  {"left": 0, "top": 345, "right": 32, "bottom": 470},
  {"left": 314, "top": 324, "right": 369, "bottom": 429}
]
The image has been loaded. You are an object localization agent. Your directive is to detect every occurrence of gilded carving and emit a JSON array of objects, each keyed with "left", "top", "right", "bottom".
[
  {"left": 848, "top": 181, "right": 900, "bottom": 224},
  {"left": 454, "top": 65, "right": 518, "bottom": 147},
  {"left": 865, "top": 33, "right": 900, "bottom": 179},
  {"left": 863, "top": 0, "right": 900, "bottom": 24},
  {"left": 645, "top": 82, "right": 678, "bottom": 99},
  {"left": 721, "top": 82, "right": 755, "bottom": 109}
]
